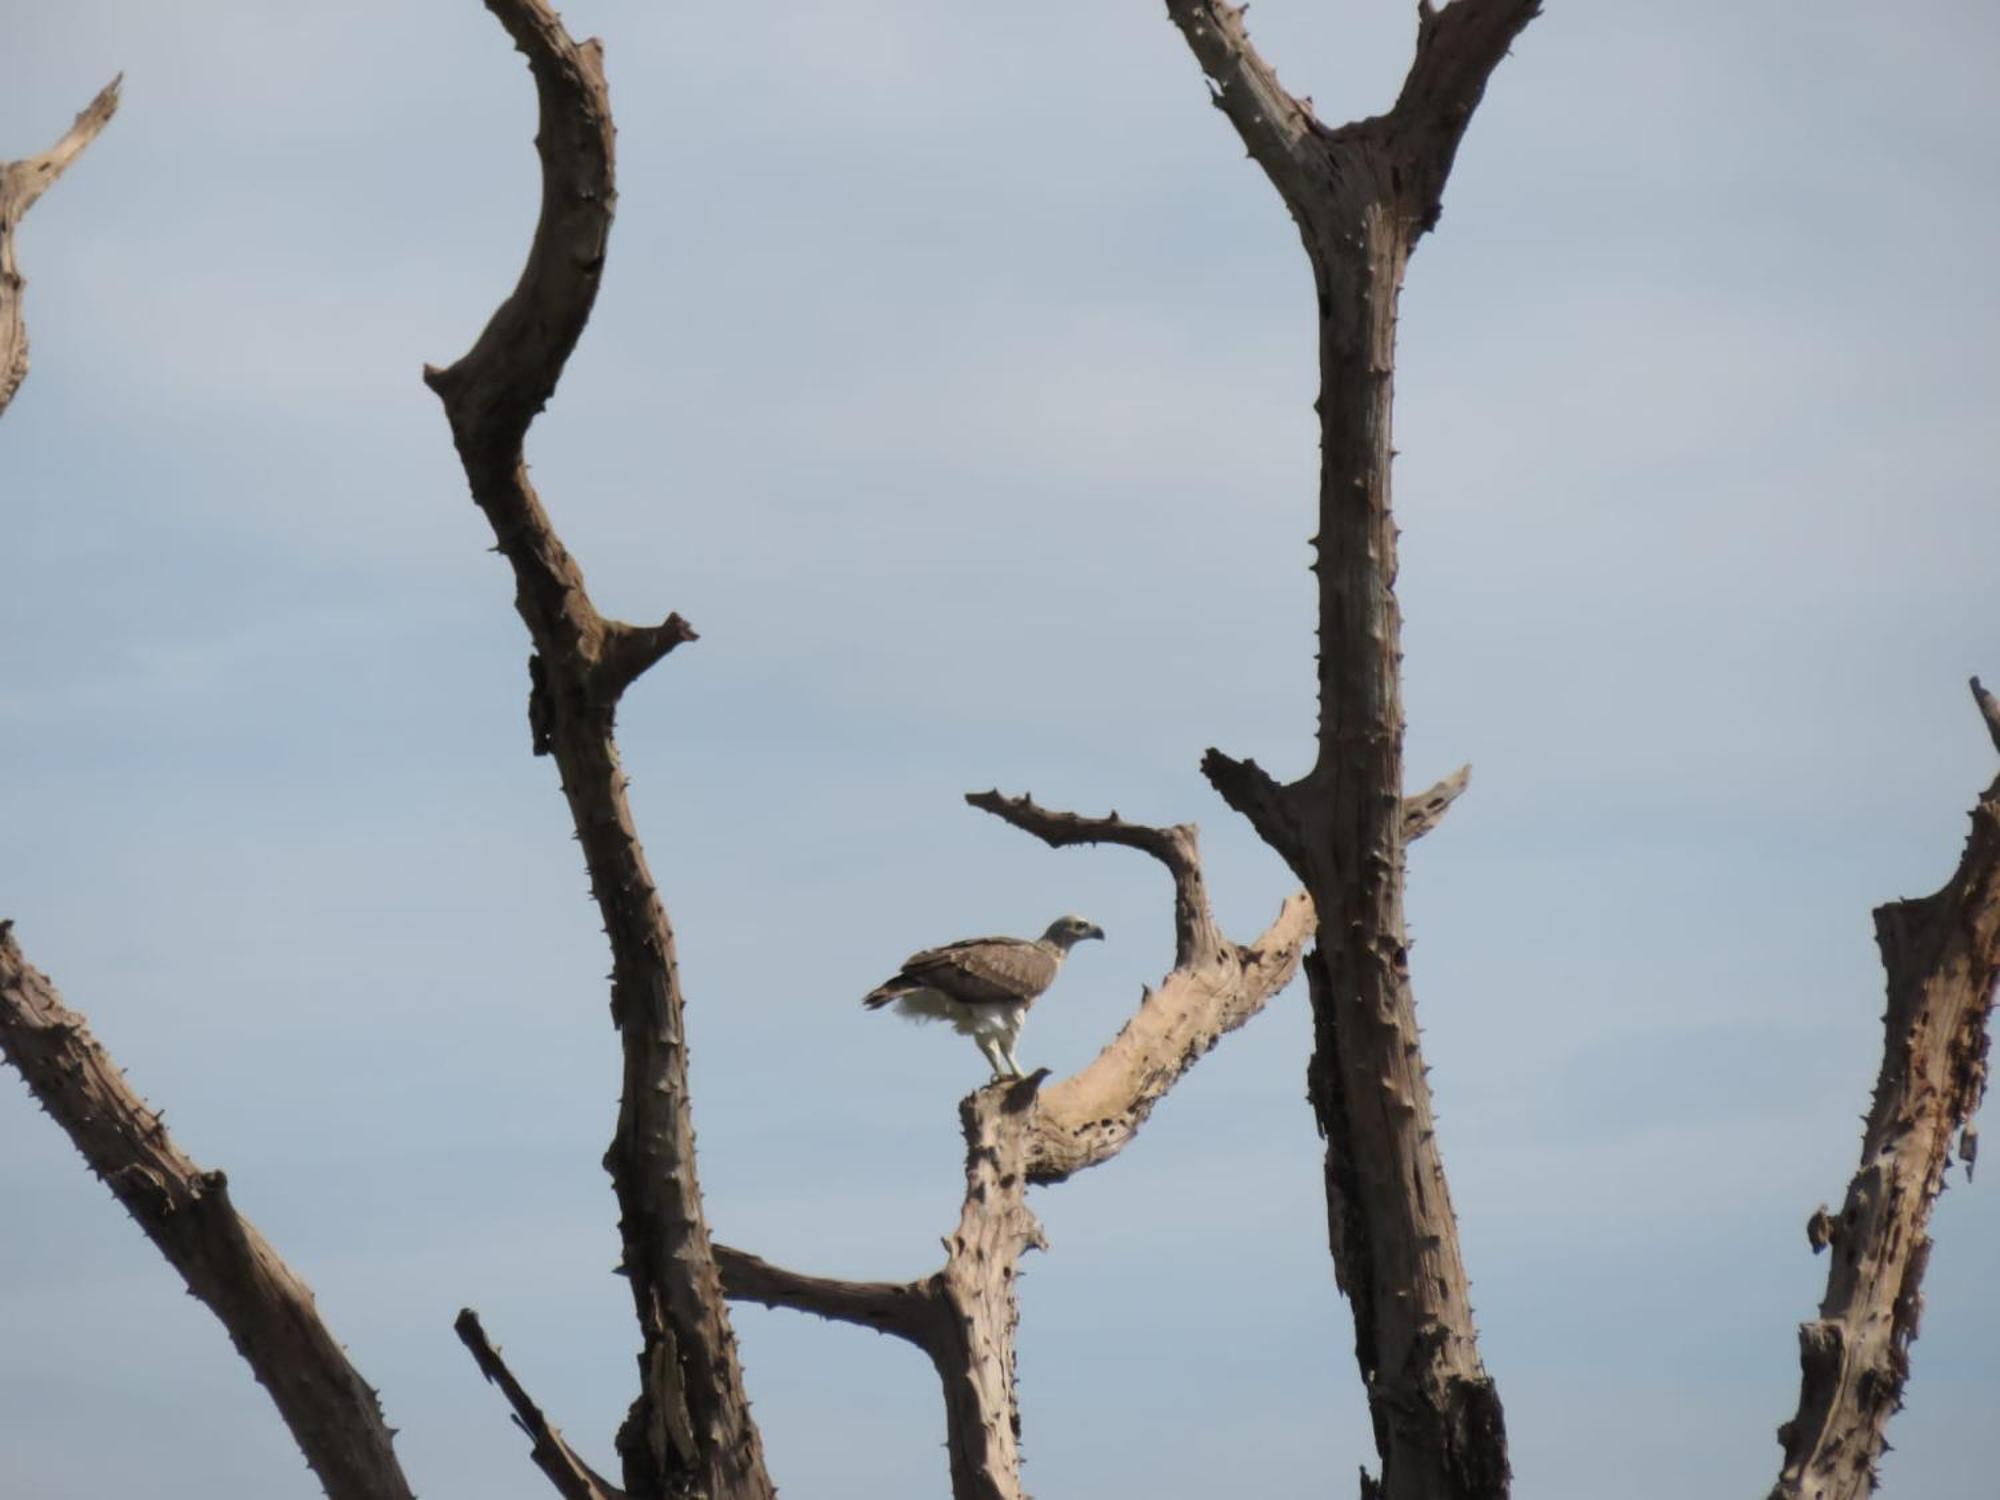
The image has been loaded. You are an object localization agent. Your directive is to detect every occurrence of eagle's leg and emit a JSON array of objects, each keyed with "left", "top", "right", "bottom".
[
  {"left": 976, "top": 1034, "right": 1010, "bottom": 1081},
  {"left": 1002, "top": 1044, "right": 1027, "bottom": 1078}
]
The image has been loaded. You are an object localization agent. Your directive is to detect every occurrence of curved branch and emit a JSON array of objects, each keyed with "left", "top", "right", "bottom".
[
  {"left": 713, "top": 1246, "right": 934, "bottom": 1349},
  {"left": 422, "top": 9, "right": 610, "bottom": 457},
  {"left": 1772, "top": 679, "right": 2000, "bottom": 1500},
  {"left": 1, "top": 75, "right": 120, "bottom": 417},
  {"left": 967, "top": 788, "right": 1224, "bottom": 966},
  {"left": 457, "top": 1309, "right": 626, "bottom": 1500},
  {"left": 0, "top": 924, "right": 414, "bottom": 1500},
  {"left": 964, "top": 788, "right": 1315, "bottom": 1181},
  {"left": 424, "top": 5, "right": 769, "bottom": 1495}
]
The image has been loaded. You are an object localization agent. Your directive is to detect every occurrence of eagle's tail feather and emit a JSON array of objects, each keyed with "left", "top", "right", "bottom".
[{"left": 865, "top": 988, "right": 957, "bottom": 1024}]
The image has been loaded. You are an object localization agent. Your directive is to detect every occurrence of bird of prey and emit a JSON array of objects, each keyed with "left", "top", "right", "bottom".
[{"left": 861, "top": 915, "right": 1105, "bottom": 1079}]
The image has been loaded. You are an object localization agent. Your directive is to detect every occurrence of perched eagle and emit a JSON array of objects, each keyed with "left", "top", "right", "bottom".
[{"left": 861, "top": 915, "right": 1105, "bottom": 1079}]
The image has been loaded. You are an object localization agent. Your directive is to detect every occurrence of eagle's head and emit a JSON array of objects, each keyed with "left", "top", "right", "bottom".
[{"left": 1042, "top": 914, "right": 1106, "bottom": 952}]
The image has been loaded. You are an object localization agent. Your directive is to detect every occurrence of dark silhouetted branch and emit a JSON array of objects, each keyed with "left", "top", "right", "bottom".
[
  {"left": 967, "top": 788, "right": 1224, "bottom": 967},
  {"left": 713, "top": 1247, "right": 933, "bottom": 1349},
  {"left": 0, "top": 924, "right": 414, "bottom": 1500},
  {"left": 456, "top": 1309, "right": 627, "bottom": 1500},
  {"left": 424, "top": 4, "right": 769, "bottom": 1495},
  {"left": 1167, "top": 3, "right": 1536, "bottom": 1495}
]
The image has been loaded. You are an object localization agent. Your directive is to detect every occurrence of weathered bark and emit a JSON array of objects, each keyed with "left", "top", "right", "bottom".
[
  {"left": 0, "top": 76, "right": 119, "bottom": 418},
  {"left": 0, "top": 923, "right": 415, "bottom": 1500},
  {"left": 457, "top": 1309, "right": 629, "bottom": 1500},
  {"left": 718, "top": 792, "right": 1313, "bottom": 1499},
  {"left": 1166, "top": 4, "right": 1536, "bottom": 1497},
  {"left": 1771, "top": 678, "right": 2000, "bottom": 1500},
  {"left": 423, "top": 4, "right": 771, "bottom": 1496}
]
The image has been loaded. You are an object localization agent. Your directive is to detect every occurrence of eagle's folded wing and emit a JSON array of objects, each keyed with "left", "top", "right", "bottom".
[{"left": 881, "top": 937, "right": 1060, "bottom": 1007}]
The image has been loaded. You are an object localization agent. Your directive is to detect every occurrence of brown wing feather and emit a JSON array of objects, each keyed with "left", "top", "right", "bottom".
[{"left": 862, "top": 936, "right": 1058, "bottom": 1009}]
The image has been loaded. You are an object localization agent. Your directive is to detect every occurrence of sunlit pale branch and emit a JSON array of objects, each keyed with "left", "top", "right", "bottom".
[
  {"left": 0, "top": 75, "right": 120, "bottom": 417},
  {"left": 0, "top": 923, "right": 415, "bottom": 1500},
  {"left": 722, "top": 787, "right": 1311, "bottom": 1500}
]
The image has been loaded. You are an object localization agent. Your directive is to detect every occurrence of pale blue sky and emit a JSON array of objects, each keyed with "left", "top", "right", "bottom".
[{"left": 3, "top": 2, "right": 1998, "bottom": 1496}]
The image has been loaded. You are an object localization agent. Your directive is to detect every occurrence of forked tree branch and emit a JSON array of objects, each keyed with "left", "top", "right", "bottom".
[
  {"left": 1772, "top": 678, "right": 2000, "bottom": 1500},
  {"left": 0, "top": 75, "right": 120, "bottom": 417},
  {"left": 719, "top": 792, "right": 1311, "bottom": 1499},
  {"left": 964, "top": 791, "right": 1313, "bottom": 1183},
  {"left": 425, "top": 3, "right": 771, "bottom": 1495},
  {"left": 966, "top": 788, "right": 1225, "bottom": 968},
  {"left": 1166, "top": 3, "right": 1535, "bottom": 1497},
  {"left": 0, "top": 924, "right": 414, "bottom": 1500},
  {"left": 456, "top": 1309, "right": 628, "bottom": 1500}
]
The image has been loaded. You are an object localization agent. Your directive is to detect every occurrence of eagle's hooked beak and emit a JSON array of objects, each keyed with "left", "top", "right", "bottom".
[{"left": 1085, "top": 923, "right": 1105, "bottom": 942}]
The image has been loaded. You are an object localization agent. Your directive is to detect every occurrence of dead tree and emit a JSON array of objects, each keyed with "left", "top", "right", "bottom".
[
  {"left": 418, "top": 3, "right": 768, "bottom": 1494},
  {"left": 0, "top": 76, "right": 119, "bottom": 417},
  {"left": 1163, "top": 5, "right": 1539, "bottom": 1495},
  {"left": 1164, "top": 6, "right": 1998, "bottom": 1500},
  {"left": 0, "top": 6, "right": 1311, "bottom": 1499},
  {"left": 5, "top": 5, "right": 1997, "bottom": 1500},
  {"left": 716, "top": 794, "right": 1322, "bottom": 1500}
]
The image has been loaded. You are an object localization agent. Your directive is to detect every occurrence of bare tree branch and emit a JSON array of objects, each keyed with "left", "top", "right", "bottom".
[
  {"left": 1162, "top": 2, "right": 1326, "bottom": 225},
  {"left": 1030, "top": 891, "right": 1314, "bottom": 1184},
  {"left": 1200, "top": 748, "right": 1303, "bottom": 866},
  {"left": 1167, "top": 3, "right": 1536, "bottom": 1496},
  {"left": 719, "top": 789, "right": 1310, "bottom": 1499},
  {"left": 966, "top": 790, "right": 1315, "bottom": 1181},
  {"left": 425, "top": 4, "right": 772, "bottom": 1495},
  {"left": 0, "top": 75, "right": 120, "bottom": 417},
  {"left": 1403, "top": 764, "right": 1472, "bottom": 843},
  {"left": 713, "top": 1247, "right": 934, "bottom": 1349},
  {"left": 966, "top": 788, "right": 1225, "bottom": 967},
  {"left": 0, "top": 923, "right": 414, "bottom": 1500},
  {"left": 1392, "top": 2, "right": 1541, "bottom": 233},
  {"left": 456, "top": 1309, "right": 628, "bottom": 1500},
  {"left": 1771, "top": 679, "right": 2000, "bottom": 1500}
]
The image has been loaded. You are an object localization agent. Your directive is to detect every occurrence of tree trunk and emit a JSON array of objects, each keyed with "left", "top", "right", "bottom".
[
  {"left": 424, "top": 4, "right": 773, "bottom": 1495},
  {"left": 1168, "top": 4, "right": 1539, "bottom": 1495}
]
